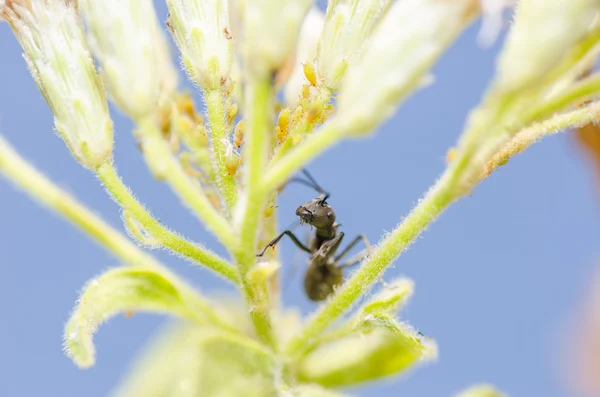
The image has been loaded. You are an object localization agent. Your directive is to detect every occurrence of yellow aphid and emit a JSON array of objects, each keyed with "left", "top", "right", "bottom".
[
  {"left": 307, "top": 102, "right": 323, "bottom": 124},
  {"left": 224, "top": 78, "right": 235, "bottom": 95},
  {"left": 291, "top": 106, "right": 304, "bottom": 124},
  {"left": 194, "top": 125, "right": 209, "bottom": 147},
  {"left": 225, "top": 154, "right": 241, "bottom": 176},
  {"left": 292, "top": 134, "right": 303, "bottom": 145},
  {"left": 173, "top": 115, "right": 195, "bottom": 136},
  {"left": 446, "top": 147, "right": 457, "bottom": 163},
  {"left": 264, "top": 205, "right": 275, "bottom": 218},
  {"left": 276, "top": 126, "right": 286, "bottom": 143},
  {"left": 227, "top": 103, "right": 238, "bottom": 124},
  {"left": 300, "top": 98, "right": 309, "bottom": 110},
  {"left": 178, "top": 94, "right": 196, "bottom": 119},
  {"left": 278, "top": 108, "right": 290, "bottom": 135},
  {"left": 157, "top": 108, "right": 171, "bottom": 134},
  {"left": 234, "top": 120, "right": 246, "bottom": 148},
  {"left": 206, "top": 189, "right": 222, "bottom": 210},
  {"left": 303, "top": 62, "right": 317, "bottom": 86},
  {"left": 302, "top": 84, "right": 311, "bottom": 99}
]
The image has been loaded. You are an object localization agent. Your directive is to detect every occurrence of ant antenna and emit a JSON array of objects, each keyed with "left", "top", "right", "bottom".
[{"left": 287, "top": 169, "right": 330, "bottom": 205}]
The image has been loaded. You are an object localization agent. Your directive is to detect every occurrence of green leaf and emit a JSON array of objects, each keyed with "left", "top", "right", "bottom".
[
  {"left": 64, "top": 267, "right": 198, "bottom": 368},
  {"left": 113, "top": 325, "right": 276, "bottom": 397},
  {"left": 359, "top": 278, "right": 414, "bottom": 317},
  {"left": 111, "top": 323, "right": 199, "bottom": 397},
  {"left": 297, "top": 315, "right": 436, "bottom": 387},
  {"left": 305, "top": 278, "right": 416, "bottom": 352},
  {"left": 111, "top": 322, "right": 277, "bottom": 397},
  {"left": 455, "top": 385, "right": 508, "bottom": 397},
  {"left": 193, "top": 328, "right": 276, "bottom": 397}
]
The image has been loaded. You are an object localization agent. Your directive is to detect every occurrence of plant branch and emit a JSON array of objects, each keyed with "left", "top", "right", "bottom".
[
  {"left": 206, "top": 88, "right": 238, "bottom": 210},
  {"left": 95, "top": 161, "right": 237, "bottom": 283},
  {"left": 262, "top": 118, "right": 346, "bottom": 193},
  {"left": 482, "top": 101, "right": 600, "bottom": 180},
  {"left": 136, "top": 117, "right": 236, "bottom": 250},
  {"left": 0, "top": 137, "right": 235, "bottom": 330},
  {"left": 234, "top": 76, "right": 276, "bottom": 348},
  {"left": 523, "top": 73, "right": 600, "bottom": 125}
]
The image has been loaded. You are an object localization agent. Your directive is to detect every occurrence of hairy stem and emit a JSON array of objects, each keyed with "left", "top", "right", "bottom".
[
  {"left": 206, "top": 88, "right": 238, "bottom": 210},
  {"left": 0, "top": 137, "right": 235, "bottom": 329},
  {"left": 137, "top": 117, "right": 236, "bottom": 249},
  {"left": 234, "top": 76, "right": 276, "bottom": 348},
  {"left": 96, "top": 161, "right": 237, "bottom": 283},
  {"left": 482, "top": 101, "right": 600, "bottom": 179},
  {"left": 523, "top": 73, "right": 600, "bottom": 124},
  {"left": 263, "top": 118, "right": 346, "bottom": 192}
]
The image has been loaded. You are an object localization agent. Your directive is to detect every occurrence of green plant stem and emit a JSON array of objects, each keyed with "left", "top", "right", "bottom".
[
  {"left": 285, "top": 165, "right": 463, "bottom": 358},
  {"left": 263, "top": 118, "right": 345, "bottom": 193},
  {"left": 137, "top": 117, "right": 236, "bottom": 250},
  {"left": 0, "top": 137, "right": 235, "bottom": 330},
  {"left": 523, "top": 73, "right": 600, "bottom": 124},
  {"left": 96, "top": 161, "right": 237, "bottom": 283},
  {"left": 206, "top": 88, "right": 238, "bottom": 210},
  {"left": 234, "top": 77, "right": 276, "bottom": 348},
  {"left": 482, "top": 101, "right": 600, "bottom": 179}
]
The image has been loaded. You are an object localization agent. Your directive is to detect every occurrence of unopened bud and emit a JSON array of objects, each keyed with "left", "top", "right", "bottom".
[
  {"left": 2, "top": 0, "right": 113, "bottom": 168},
  {"left": 166, "top": 0, "right": 233, "bottom": 89},
  {"left": 79, "top": 0, "right": 178, "bottom": 118}
]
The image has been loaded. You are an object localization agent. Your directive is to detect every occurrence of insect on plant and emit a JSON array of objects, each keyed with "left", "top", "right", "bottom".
[{"left": 257, "top": 170, "right": 372, "bottom": 300}]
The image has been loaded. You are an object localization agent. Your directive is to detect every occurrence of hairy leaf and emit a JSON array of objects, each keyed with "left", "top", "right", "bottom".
[
  {"left": 297, "top": 315, "right": 436, "bottom": 387},
  {"left": 64, "top": 267, "right": 197, "bottom": 368},
  {"left": 111, "top": 323, "right": 276, "bottom": 397}
]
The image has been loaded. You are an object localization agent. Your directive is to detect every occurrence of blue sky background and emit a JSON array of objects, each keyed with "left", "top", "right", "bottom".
[{"left": 1, "top": 2, "right": 600, "bottom": 397}]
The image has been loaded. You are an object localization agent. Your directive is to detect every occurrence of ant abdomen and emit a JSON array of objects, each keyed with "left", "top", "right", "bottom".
[{"left": 303, "top": 263, "right": 343, "bottom": 301}]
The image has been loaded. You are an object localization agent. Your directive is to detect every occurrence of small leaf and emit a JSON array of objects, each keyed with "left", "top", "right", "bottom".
[
  {"left": 297, "top": 315, "right": 436, "bottom": 387},
  {"left": 358, "top": 278, "right": 414, "bottom": 317},
  {"left": 64, "top": 267, "right": 197, "bottom": 368},
  {"left": 310, "top": 278, "right": 415, "bottom": 349},
  {"left": 455, "top": 384, "right": 508, "bottom": 397}
]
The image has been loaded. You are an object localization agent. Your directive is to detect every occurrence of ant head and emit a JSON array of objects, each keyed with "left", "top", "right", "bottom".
[{"left": 295, "top": 197, "right": 336, "bottom": 228}]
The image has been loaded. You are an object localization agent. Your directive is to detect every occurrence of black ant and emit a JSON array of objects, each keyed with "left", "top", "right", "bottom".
[{"left": 257, "top": 170, "right": 371, "bottom": 301}]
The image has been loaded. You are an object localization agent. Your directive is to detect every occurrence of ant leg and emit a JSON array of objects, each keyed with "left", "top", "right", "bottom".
[
  {"left": 334, "top": 234, "right": 372, "bottom": 263},
  {"left": 338, "top": 249, "right": 390, "bottom": 288},
  {"left": 338, "top": 249, "right": 369, "bottom": 268},
  {"left": 257, "top": 230, "right": 312, "bottom": 257}
]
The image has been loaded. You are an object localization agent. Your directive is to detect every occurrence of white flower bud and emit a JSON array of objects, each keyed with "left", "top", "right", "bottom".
[
  {"left": 497, "top": 0, "right": 600, "bottom": 93},
  {"left": 234, "top": 0, "right": 313, "bottom": 76},
  {"left": 1, "top": 0, "right": 113, "bottom": 169},
  {"left": 336, "top": 0, "right": 474, "bottom": 136},
  {"left": 317, "top": 0, "right": 392, "bottom": 91},
  {"left": 284, "top": 7, "right": 324, "bottom": 107},
  {"left": 79, "top": 0, "right": 178, "bottom": 118},
  {"left": 166, "top": 0, "right": 233, "bottom": 90}
]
